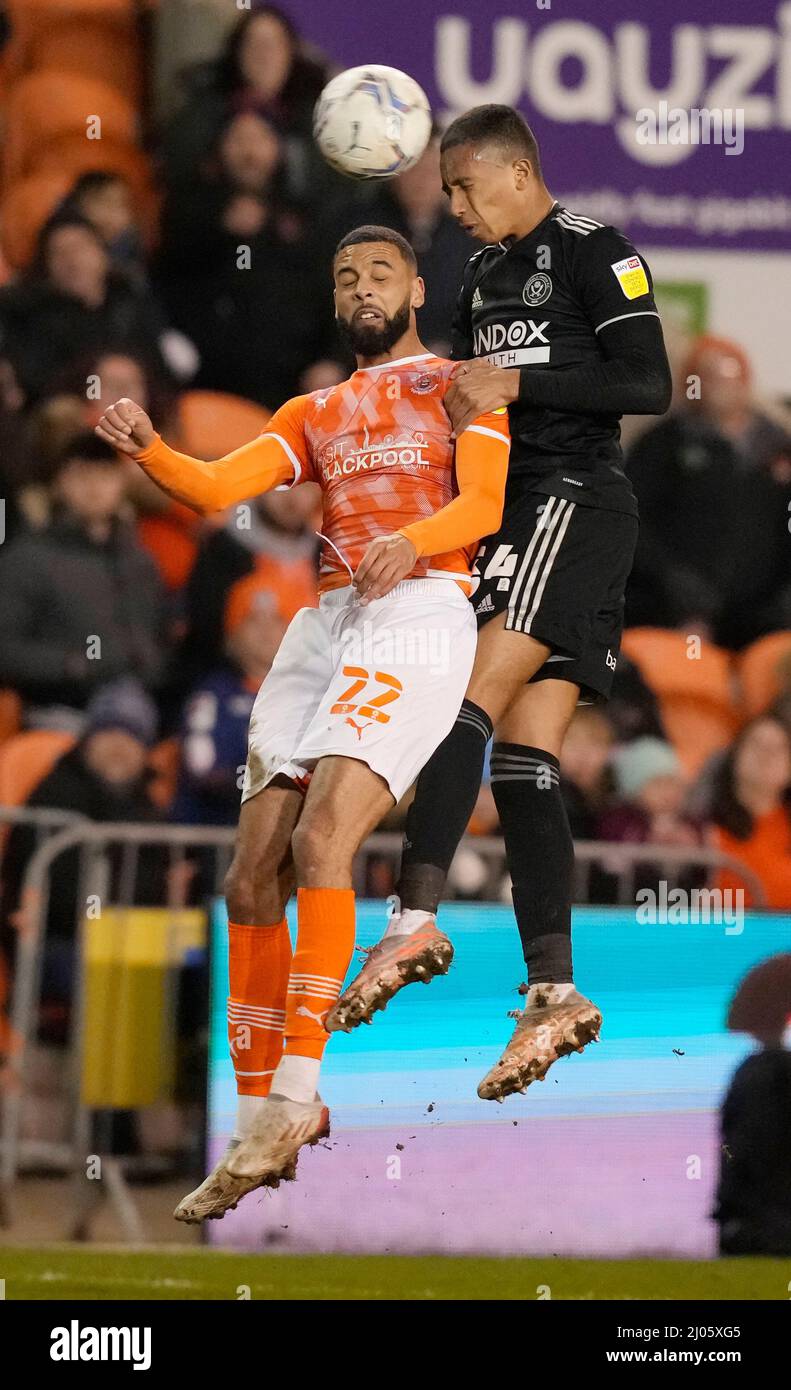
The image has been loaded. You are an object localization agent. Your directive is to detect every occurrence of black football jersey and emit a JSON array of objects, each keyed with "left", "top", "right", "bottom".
[{"left": 451, "top": 203, "right": 663, "bottom": 514}]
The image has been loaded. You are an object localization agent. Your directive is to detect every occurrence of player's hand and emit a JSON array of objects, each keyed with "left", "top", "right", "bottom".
[
  {"left": 94, "top": 397, "right": 155, "bottom": 456},
  {"left": 354, "top": 533, "right": 418, "bottom": 605},
  {"left": 446, "top": 360, "right": 519, "bottom": 437}
]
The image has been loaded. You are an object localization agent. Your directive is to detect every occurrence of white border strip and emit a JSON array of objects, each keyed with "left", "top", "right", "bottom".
[{"left": 594, "top": 310, "right": 659, "bottom": 334}]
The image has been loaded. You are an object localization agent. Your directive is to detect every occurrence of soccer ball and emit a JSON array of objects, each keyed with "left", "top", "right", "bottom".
[{"left": 313, "top": 64, "right": 432, "bottom": 180}]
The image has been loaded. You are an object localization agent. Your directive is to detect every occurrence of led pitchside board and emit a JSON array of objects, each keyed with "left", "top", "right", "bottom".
[{"left": 207, "top": 900, "right": 791, "bottom": 1256}]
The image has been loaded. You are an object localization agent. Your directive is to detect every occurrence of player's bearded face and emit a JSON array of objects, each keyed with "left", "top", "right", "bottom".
[{"left": 337, "top": 293, "right": 412, "bottom": 356}]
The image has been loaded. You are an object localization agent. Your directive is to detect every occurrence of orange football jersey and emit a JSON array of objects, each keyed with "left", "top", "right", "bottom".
[
  {"left": 134, "top": 351, "right": 509, "bottom": 594},
  {"left": 263, "top": 352, "right": 502, "bottom": 590}
]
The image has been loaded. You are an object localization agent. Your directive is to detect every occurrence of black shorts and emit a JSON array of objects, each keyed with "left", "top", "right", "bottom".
[{"left": 470, "top": 491, "right": 639, "bottom": 701}]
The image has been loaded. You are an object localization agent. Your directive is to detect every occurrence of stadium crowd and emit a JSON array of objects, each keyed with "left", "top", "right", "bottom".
[{"left": 0, "top": 0, "right": 790, "bottom": 938}]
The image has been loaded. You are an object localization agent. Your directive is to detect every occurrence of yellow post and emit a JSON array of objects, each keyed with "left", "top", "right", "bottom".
[{"left": 80, "top": 908, "right": 206, "bottom": 1109}]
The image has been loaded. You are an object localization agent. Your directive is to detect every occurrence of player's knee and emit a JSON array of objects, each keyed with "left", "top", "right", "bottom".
[
  {"left": 290, "top": 817, "right": 324, "bottom": 883},
  {"left": 291, "top": 815, "right": 349, "bottom": 884},
  {"left": 223, "top": 859, "right": 259, "bottom": 924}
]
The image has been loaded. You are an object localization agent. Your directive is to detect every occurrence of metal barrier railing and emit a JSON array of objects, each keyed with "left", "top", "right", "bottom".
[
  {"left": 0, "top": 820, "right": 238, "bottom": 1212},
  {"left": 354, "top": 832, "right": 767, "bottom": 908},
  {"left": 0, "top": 810, "right": 767, "bottom": 1236}
]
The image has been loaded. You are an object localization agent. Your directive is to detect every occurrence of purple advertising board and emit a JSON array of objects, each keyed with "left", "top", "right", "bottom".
[{"left": 293, "top": 0, "right": 791, "bottom": 250}]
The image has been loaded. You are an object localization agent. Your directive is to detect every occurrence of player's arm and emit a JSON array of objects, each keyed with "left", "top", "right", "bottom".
[
  {"left": 95, "top": 395, "right": 309, "bottom": 513},
  {"left": 446, "top": 231, "right": 673, "bottom": 432},
  {"left": 398, "top": 412, "right": 509, "bottom": 557},
  {"left": 353, "top": 412, "right": 510, "bottom": 604}
]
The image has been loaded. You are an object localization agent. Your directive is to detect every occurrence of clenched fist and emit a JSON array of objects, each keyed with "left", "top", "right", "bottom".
[{"left": 94, "top": 397, "right": 155, "bottom": 456}]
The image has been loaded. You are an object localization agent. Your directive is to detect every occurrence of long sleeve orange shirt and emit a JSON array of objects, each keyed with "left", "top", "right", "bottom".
[{"left": 134, "top": 355, "right": 509, "bottom": 590}]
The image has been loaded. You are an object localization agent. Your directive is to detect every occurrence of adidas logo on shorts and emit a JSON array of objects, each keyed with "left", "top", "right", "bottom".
[
  {"left": 472, "top": 286, "right": 483, "bottom": 309},
  {"left": 475, "top": 593, "right": 495, "bottom": 614}
]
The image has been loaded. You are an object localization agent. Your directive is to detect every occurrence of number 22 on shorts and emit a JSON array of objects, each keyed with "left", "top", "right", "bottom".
[{"left": 330, "top": 665, "right": 403, "bottom": 725}]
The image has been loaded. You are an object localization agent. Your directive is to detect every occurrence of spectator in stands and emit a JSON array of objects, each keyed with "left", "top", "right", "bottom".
[
  {"left": 593, "top": 736, "right": 704, "bottom": 900},
  {"left": 710, "top": 716, "right": 791, "bottom": 908},
  {"left": 599, "top": 736, "right": 700, "bottom": 850},
  {"left": 626, "top": 336, "right": 791, "bottom": 649},
  {"left": 771, "top": 675, "right": 791, "bottom": 748},
  {"left": 0, "top": 433, "right": 167, "bottom": 727},
  {"left": 19, "top": 352, "right": 174, "bottom": 533},
  {"left": 0, "top": 682, "right": 166, "bottom": 1041},
  {"left": 29, "top": 393, "right": 88, "bottom": 483},
  {"left": 715, "top": 954, "right": 791, "bottom": 1256},
  {"left": 62, "top": 171, "right": 147, "bottom": 287},
  {"left": 161, "top": 4, "right": 339, "bottom": 209},
  {"left": 81, "top": 350, "right": 160, "bottom": 427},
  {"left": 337, "top": 135, "right": 475, "bottom": 353},
  {"left": 0, "top": 354, "right": 29, "bottom": 544},
  {"left": 158, "top": 110, "right": 290, "bottom": 271},
  {"left": 606, "top": 654, "right": 666, "bottom": 743},
  {"left": 560, "top": 707, "right": 616, "bottom": 839},
  {"left": 299, "top": 358, "right": 347, "bottom": 394},
  {"left": 173, "top": 579, "right": 286, "bottom": 825},
  {"left": 59, "top": 349, "right": 200, "bottom": 598},
  {"left": 43, "top": 348, "right": 173, "bottom": 442},
  {"left": 181, "top": 486, "right": 318, "bottom": 680},
  {"left": 156, "top": 109, "right": 339, "bottom": 408},
  {"left": 0, "top": 212, "right": 180, "bottom": 403}
]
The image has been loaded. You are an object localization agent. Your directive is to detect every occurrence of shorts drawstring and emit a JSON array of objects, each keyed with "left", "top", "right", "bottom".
[{"left": 316, "top": 531, "right": 356, "bottom": 587}]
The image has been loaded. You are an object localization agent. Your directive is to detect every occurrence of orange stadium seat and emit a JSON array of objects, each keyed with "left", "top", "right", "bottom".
[
  {"left": 3, "top": 72, "right": 139, "bottom": 187},
  {"left": 0, "top": 171, "right": 72, "bottom": 270},
  {"left": 177, "top": 392, "right": 273, "bottom": 461},
  {"left": 656, "top": 693, "right": 738, "bottom": 778},
  {"left": 16, "top": 20, "right": 142, "bottom": 102},
  {"left": 0, "top": 730, "right": 75, "bottom": 808},
  {"left": 32, "top": 134, "right": 159, "bottom": 243},
  {"left": 3, "top": 0, "right": 142, "bottom": 60},
  {"left": 621, "top": 627, "right": 739, "bottom": 775},
  {"left": 0, "top": 690, "right": 23, "bottom": 746},
  {"left": 621, "top": 627, "right": 735, "bottom": 704},
  {"left": 136, "top": 508, "right": 200, "bottom": 593},
  {"left": 6, "top": 0, "right": 140, "bottom": 18},
  {"left": 736, "top": 631, "right": 791, "bottom": 718},
  {"left": 147, "top": 738, "right": 181, "bottom": 813}
]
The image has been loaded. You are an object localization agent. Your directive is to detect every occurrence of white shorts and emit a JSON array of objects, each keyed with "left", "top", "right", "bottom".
[{"left": 242, "top": 579, "right": 477, "bottom": 804}]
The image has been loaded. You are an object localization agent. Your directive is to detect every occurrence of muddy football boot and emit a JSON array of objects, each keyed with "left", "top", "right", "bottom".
[
  {"left": 173, "top": 1139, "right": 297, "bottom": 1223},
  {"left": 477, "top": 984, "right": 602, "bottom": 1101},
  {"left": 225, "top": 1095, "right": 330, "bottom": 1183},
  {"left": 325, "top": 918, "right": 453, "bottom": 1033}
]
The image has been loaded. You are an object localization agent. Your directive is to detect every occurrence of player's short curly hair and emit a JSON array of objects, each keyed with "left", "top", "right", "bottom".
[
  {"left": 441, "top": 104, "right": 542, "bottom": 178},
  {"left": 334, "top": 225, "right": 418, "bottom": 271}
]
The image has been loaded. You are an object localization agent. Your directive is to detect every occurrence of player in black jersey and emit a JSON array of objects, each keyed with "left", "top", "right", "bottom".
[{"left": 326, "top": 105, "right": 672, "bottom": 1100}]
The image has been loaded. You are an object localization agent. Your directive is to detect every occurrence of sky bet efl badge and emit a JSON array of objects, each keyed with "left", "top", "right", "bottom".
[{"left": 611, "top": 255, "right": 649, "bottom": 299}]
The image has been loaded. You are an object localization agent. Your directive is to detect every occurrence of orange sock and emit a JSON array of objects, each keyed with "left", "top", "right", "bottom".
[
  {"left": 283, "top": 887, "right": 356, "bottom": 1061},
  {"left": 227, "top": 919, "right": 292, "bottom": 1097}
]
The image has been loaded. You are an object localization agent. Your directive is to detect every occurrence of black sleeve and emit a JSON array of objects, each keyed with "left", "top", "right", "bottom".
[
  {"left": 518, "top": 228, "right": 672, "bottom": 416},
  {"left": 449, "top": 255, "right": 477, "bottom": 361}
]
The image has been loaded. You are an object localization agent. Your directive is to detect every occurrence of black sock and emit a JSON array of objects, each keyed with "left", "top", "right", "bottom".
[
  {"left": 490, "top": 742, "right": 574, "bottom": 984},
  {"left": 398, "top": 699, "right": 493, "bottom": 912}
]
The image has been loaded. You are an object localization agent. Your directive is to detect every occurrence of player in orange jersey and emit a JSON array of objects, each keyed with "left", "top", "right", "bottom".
[{"left": 96, "top": 225, "right": 510, "bottom": 1220}]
